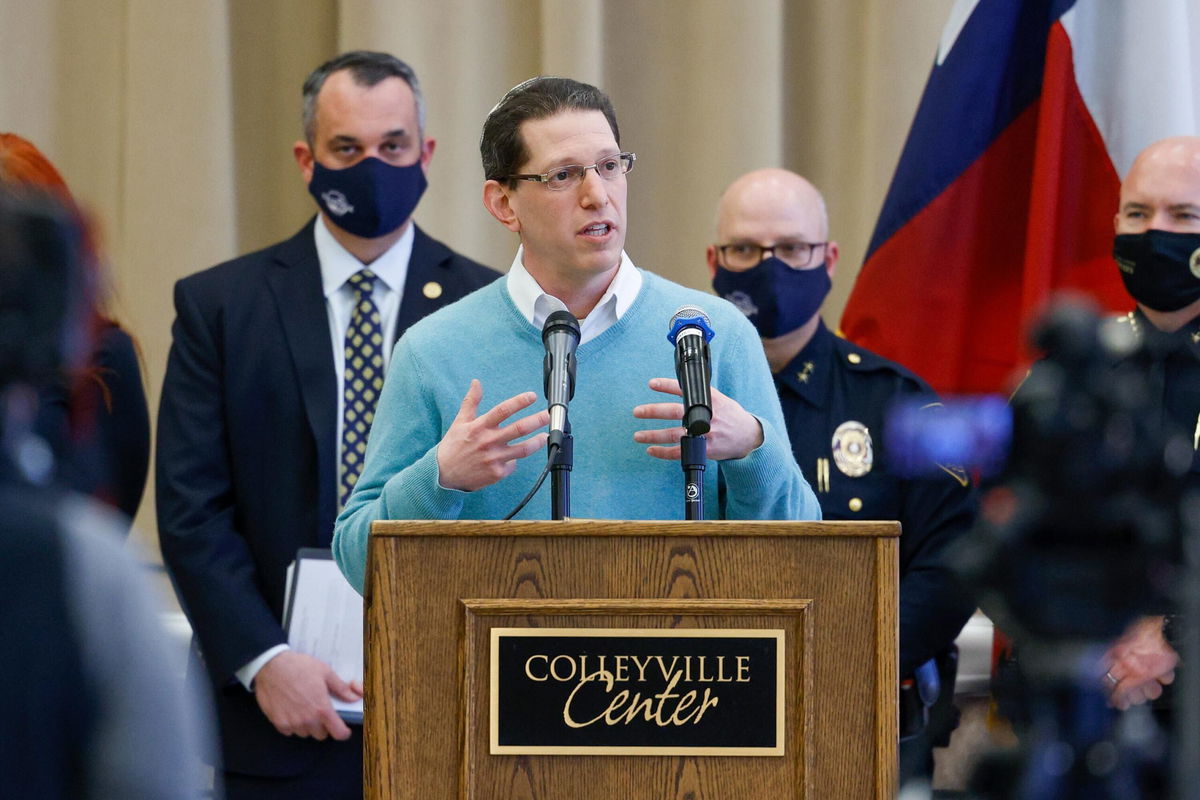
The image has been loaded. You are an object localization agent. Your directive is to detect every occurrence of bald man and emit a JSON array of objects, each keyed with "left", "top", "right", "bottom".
[
  {"left": 1098, "top": 136, "right": 1200, "bottom": 711},
  {"left": 707, "top": 169, "right": 977, "bottom": 761}
]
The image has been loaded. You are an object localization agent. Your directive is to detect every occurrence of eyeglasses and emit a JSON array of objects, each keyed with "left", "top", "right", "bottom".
[
  {"left": 509, "top": 152, "right": 636, "bottom": 191},
  {"left": 716, "top": 240, "right": 827, "bottom": 270}
]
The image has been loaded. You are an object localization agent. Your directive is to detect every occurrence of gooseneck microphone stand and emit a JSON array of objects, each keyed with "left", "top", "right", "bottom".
[{"left": 550, "top": 421, "right": 573, "bottom": 520}]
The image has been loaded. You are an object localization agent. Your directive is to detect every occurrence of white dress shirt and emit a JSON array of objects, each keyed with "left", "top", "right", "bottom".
[{"left": 505, "top": 245, "right": 642, "bottom": 342}]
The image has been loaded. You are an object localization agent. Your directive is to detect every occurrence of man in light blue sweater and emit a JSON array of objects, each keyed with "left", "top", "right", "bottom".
[{"left": 334, "top": 77, "right": 819, "bottom": 592}]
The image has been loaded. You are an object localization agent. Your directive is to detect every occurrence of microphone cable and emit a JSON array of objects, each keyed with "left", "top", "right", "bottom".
[
  {"left": 504, "top": 309, "right": 579, "bottom": 520},
  {"left": 502, "top": 442, "right": 560, "bottom": 520}
]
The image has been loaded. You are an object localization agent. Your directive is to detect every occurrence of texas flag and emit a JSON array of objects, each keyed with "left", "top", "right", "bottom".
[{"left": 840, "top": 0, "right": 1200, "bottom": 394}]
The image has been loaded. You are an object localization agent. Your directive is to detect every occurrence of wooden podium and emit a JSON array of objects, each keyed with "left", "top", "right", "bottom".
[{"left": 365, "top": 519, "right": 898, "bottom": 799}]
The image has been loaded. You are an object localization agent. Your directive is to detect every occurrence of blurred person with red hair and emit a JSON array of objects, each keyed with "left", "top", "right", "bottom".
[
  {"left": 0, "top": 185, "right": 212, "bottom": 799},
  {"left": 0, "top": 133, "right": 150, "bottom": 530}
]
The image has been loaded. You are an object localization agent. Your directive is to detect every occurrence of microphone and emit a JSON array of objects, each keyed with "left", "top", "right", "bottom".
[
  {"left": 667, "top": 306, "right": 715, "bottom": 436},
  {"left": 542, "top": 310, "right": 580, "bottom": 450}
]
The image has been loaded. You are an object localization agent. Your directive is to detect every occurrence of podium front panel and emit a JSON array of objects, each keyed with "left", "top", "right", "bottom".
[{"left": 365, "top": 520, "right": 898, "bottom": 800}]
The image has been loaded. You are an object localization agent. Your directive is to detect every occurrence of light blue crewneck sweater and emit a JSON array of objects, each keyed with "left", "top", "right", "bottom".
[{"left": 333, "top": 270, "right": 819, "bottom": 591}]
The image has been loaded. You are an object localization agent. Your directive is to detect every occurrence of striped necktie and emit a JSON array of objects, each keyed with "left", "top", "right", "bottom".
[{"left": 340, "top": 268, "right": 384, "bottom": 507}]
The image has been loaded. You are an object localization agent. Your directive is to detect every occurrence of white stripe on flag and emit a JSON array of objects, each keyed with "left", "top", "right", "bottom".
[
  {"left": 1064, "top": 0, "right": 1200, "bottom": 177},
  {"left": 937, "top": 0, "right": 985, "bottom": 66}
]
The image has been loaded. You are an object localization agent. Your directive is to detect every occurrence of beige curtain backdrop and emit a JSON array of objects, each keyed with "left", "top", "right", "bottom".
[{"left": 0, "top": 0, "right": 954, "bottom": 553}]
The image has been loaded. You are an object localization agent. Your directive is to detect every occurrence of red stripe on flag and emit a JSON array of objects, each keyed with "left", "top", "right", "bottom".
[
  {"left": 842, "top": 105, "right": 1041, "bottom": 394},
  {"left": 1019, "top": 23, "right": 1128, "bottom": 337},
  {"left": 842, "top": 22, "right": 1128, "bottom": 395}
]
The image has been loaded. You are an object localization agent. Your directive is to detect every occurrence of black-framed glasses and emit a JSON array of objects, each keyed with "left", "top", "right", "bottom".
[
  {"left": 509, "top": 152, "right": 636, "bottom": 191},
  {"left": 716, "top": 240, "right": 827, "bottom": 270}
]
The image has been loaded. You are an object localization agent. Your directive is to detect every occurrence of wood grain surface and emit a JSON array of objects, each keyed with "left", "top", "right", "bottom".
[{"left": 364, "top": 519, "right": 899, "bottom": 800}]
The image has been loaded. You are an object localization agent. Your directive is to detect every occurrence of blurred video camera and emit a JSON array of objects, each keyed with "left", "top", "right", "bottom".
[
  {"left": 889, "top": 298, "right": 1196, "bottom": 798},
  {"left": 889, "top": 299, "right": 1187, "bottom": 644}
]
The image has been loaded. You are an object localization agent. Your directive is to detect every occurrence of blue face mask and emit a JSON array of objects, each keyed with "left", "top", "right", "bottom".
[
  {"left": 713, "top": 256, "right": 831, "bottom": 338},
  {"left": 307, "top": 156, "right": 428, "bottom": 239}
]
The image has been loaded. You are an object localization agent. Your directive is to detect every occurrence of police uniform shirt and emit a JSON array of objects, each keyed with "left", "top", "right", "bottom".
[
  {"left": 1124, "top": 308, "right": 1200, "bottom": 663},
  {"left": 1121, "top": 309, "right": 1200, "bottom": 475},
  {"left": 775, "top": 319, "right": 977, "bottom": 676},
  {"left": 1002, "top": 309, "right": 1200, "bottom": 709}
]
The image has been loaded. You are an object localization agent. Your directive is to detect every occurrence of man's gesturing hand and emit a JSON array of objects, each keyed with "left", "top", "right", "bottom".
[
  {"left": 436, "top": 379, "right": 550, "bottom": 492},
  {"left": 632, "top": 377, "right": 763, "bottom": 461}
]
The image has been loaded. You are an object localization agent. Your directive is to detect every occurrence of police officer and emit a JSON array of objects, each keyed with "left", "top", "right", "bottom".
[
  {"left": 707, "top": 168, "right": 977, "bottom": 772},
  {"left": 1096, "top": 135, "right": 1200, "bottom": 710}
]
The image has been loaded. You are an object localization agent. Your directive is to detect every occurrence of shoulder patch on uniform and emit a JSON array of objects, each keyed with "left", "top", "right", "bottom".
[
  {"left": 937, "top": 463, "right": 971, "bottom": 487},
  {"left": 1007, "top": 368, "right": 1032, "bottom": 403}
]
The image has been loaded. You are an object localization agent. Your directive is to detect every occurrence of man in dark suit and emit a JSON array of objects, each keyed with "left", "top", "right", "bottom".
[{"left": 157, "top": 51, "right": 497, "bottom": 798}]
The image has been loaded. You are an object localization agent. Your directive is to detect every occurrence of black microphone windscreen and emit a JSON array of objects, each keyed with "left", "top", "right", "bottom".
[{"left": 542, "top": 309, "right": 580, "bottom": 343}]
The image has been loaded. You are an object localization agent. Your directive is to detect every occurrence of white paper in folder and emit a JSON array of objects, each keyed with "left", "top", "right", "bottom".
[{"left": 283, "top": 548, "right": 364, "bottom": 723}]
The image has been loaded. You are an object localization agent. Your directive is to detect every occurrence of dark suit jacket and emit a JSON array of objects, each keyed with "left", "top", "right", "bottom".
[{"left": 156, "top": 220, "right": 497, "bottom": 777}]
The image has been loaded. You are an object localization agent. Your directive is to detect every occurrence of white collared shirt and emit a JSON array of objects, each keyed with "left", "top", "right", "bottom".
[{"left": 505, "top": 246, "right": 642, "bottom": 342}]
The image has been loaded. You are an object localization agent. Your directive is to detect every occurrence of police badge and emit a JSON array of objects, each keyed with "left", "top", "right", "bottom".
[{"left": 831, "top": 420, "right": 873, "bottom": 478}]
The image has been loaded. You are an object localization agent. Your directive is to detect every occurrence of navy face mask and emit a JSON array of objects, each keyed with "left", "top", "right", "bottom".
[
  {"left": 1113, "top": 230, "right": 1200, "bottom": 312},
  {"left": 712, "top": 256, "right": 831, "bottom": 338},
  {"left": 308, "top": 156, "right": 428, "bottom": 239}
]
